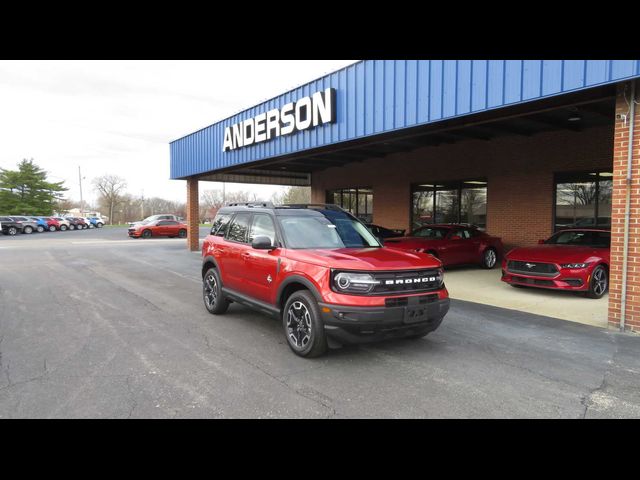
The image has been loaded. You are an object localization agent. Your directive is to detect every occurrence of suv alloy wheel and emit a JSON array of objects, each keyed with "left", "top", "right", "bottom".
[
  {"left": 283, "top": 290, "right": 328, "bottom": 358},
  {"left": 203, "top": 268, "right": 229, "bottom": 314}
]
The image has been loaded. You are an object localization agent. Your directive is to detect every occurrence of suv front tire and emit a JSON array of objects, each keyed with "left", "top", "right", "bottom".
[{"left": 283, "top": 290, "right": 328, "bottom": 358}]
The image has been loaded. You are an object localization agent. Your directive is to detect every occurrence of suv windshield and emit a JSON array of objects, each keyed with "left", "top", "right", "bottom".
[
  {"left": 278, "top": 209, "right": 381, "bottom": 249},
  {"left": 545, "top": 230, "right": 610, "bottom": 248}
]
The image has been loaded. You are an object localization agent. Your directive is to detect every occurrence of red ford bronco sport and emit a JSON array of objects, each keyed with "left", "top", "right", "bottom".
[{"left": 201, "top": 203, "right": 450, "bottom": 357}]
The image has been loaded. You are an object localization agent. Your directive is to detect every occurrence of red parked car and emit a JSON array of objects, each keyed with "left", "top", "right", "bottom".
[
  {"left": 128, "top": 219, "right": 188, "bottom": 238},
  {"left": 501, "top": 229, "right": 610, "bottom": 298},
  {"left": 43, "top": 217, "right": 62, "bottom": 232},
  {"left": 201, "top": 203, "right": 450, "bottom": 357},
  {"left": 384, "top": 224, "right": 504, "bottom": 269}
]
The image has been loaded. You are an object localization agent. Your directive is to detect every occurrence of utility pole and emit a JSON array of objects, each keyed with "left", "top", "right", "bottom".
[
  {"left": 78, "top": 166, "right": 84, "bottom": 214},
  {"left": 222, "top": 182, "right": 226, "bottom": 204}
]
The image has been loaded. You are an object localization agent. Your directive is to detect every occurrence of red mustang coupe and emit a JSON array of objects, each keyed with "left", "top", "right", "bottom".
[
  {"left": 501, "top": 229, "right": 610, "bottom": 298},
  {"left": 128, "top": 220, "right": 188, "bottom": 238},
  {"left": 384, "top": 224, "right": 503, "bottom": 268}
]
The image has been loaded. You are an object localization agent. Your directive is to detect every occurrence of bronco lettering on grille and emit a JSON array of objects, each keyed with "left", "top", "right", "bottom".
[{"left": 385, "top": 277, "right": 436, "bottom": 285}]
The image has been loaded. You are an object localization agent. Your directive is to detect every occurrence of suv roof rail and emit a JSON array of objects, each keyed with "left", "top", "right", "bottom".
[
  {"left": 225, "top": 201, "right": 274, "bottom": 208},
  {"left": 275, "top": 203, "right": 344, "bottom": 212}
]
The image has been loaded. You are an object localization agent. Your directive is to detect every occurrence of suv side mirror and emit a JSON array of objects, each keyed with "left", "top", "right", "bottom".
[
  {"left": 251, "top": 235, "right": 274, "bottom": 250},
  {"left": 538, "top": 239, "right": 546, "bottom": 244}
]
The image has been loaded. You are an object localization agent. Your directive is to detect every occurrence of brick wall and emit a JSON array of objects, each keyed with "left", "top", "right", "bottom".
[
  {"left": 186, "top": 178, "right": 199, "bottom": 251},
  {"left": 608, "top": 81, "right": 640, "bottom": 332},
  {"left": 312, "top": 123, "right": 613, "bottom": 250}
]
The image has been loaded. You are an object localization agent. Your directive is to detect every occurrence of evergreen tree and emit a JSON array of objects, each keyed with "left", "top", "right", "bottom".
[{"left": 0, "top": 159, "right": 67, "bottom": 215}]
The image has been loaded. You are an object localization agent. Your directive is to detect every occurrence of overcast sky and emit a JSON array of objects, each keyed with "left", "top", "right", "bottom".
[{"left": 0, "top": 60, "right": 358, "bottom": 206}]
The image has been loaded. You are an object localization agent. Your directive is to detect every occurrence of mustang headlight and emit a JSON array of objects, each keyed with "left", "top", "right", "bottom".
[
  {"left": 560, "top": 263, "right": 590, "bottom": 269},
  {"left": 333, "top": 272, "right": 380, "bottom": 294}
]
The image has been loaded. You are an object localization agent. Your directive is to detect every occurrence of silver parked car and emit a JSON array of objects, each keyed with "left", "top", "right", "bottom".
[{"left": 9, "top": 216, "right": 39, "bottom": 234}]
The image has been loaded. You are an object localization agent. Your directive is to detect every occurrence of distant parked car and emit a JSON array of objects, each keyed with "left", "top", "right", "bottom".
[
  {"left": 128, "top": 220, "right": 188, "bottom": 238},
  {"left": 0, "top": 216, "right": 24, "bottom": 236},
  {"left": 28, "top": 217, "right": 49, "bottom": 233},
  {"left": 85, "top": 217, "right": 104, "bottom": 228},
  {"left": 384, "top": 224, "right": 504, "bottom": 269},
  {"left": 52, "top": 217, "right": 70, "bottom": 231},
  {"left": 8, "top": 216, "right": 39, "bottom": 234},
  {"left": 129, "top": 214, "right": 180, "bottom": 228},
  {"left": 365, "top": 223, "right": 406, "bottom": 241},
  {"left": 42, "top": 217, "right": 62, "bottom": 231},
  {"left": 65, "top": 217, "right": 88, "bottom": 230}
]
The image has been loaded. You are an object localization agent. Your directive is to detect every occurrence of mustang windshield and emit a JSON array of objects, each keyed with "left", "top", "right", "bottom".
[
  {"left": 546, "top": 230, "right": 610, "bottom": 248},
  {"left": 279, "top": 210, "right": 381, "bottom": 249},
  {"left": 412, "top": 226, "right": 450, "bottom": 239}
]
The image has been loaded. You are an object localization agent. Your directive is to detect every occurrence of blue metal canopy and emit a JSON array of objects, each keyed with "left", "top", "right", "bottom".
[{"left": 170, "top": 60, "right": 640, "bottom": 180}]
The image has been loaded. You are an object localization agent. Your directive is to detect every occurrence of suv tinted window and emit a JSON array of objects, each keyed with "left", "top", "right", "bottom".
[
  {"left": 211, "top": 213, "right": 232, "bottom": 236},
  {"left": 226, "top": 213, "right": 251, "bottom": 243},
  {"left": 249, "top": 214, "right": 276, "bottom": 244}
]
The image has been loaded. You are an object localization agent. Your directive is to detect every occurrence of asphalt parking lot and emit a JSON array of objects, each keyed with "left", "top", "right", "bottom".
[{"left": 1, "top": 227, "right": 639, "bottom": 418}]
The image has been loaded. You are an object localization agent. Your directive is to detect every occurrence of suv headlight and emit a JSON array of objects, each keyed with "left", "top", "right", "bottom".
[
  {"left": 333, "top": 272, "right": 380, "bottom": 294},
  {"left": 436, "top": 268, "right": 445, "bottom": 287},
  {"left": 560, "top": 263, "right": 590, "bottom": 269}
]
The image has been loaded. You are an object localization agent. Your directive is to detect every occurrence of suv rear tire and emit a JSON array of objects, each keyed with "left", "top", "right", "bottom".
[
  {"left": 23, "top": 226, "right": 33, "bottom": 234},
  {"left": 203, "top": 268, "right": 229, "bottom": 314},
  {"left": 283, "top": 290, "right": 328, "bottom": 358}
]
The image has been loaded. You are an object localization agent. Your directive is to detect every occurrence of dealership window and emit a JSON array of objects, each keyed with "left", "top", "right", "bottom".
[
  {"left": 411, "top": 180, "right": 487, "bottom": 230},
  {"left": 326, "top": 187, "right": 373, "bottom": 223},
  {"left": 554, "top": 171, "right": 612, "bottom": 231}
]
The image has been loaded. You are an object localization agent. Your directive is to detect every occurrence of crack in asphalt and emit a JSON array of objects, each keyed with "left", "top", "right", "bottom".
[
  {"left": 200, "top": 332, "right": 336, "bottom": 418},
  {"left": 580, "top": 333, "right": 619, "bottom": 419},
  {"left": 125, "top": 375, "right": 137, "bottom": 419}
]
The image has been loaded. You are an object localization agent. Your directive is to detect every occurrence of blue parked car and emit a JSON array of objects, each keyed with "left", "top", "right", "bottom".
[
  {"left": 29, "top": 217, "right": 49, "bottom": 233},
  {"left": 86, "top": 217, "right": 104, "bottom": 228}
]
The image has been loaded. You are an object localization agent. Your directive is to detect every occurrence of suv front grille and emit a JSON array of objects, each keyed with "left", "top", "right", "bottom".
[
  {"left": 372, "top": 269, "right": 442, "bottom": 295},
  {"left": 507, "top": 260, "right": 558, "bottom": 277}
]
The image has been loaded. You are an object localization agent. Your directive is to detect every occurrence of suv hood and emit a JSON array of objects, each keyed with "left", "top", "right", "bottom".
[
  {"left": 507, "top": 244, "right": 609, "bottom": 263},
  {"left": 285, "top": 247, "right": 442, "bottom": 270}
]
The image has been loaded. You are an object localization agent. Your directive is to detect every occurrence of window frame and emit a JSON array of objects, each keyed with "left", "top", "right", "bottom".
[
  {"left": 248, "top": 213, "right": 278, "bottom": 245},
  {"left": 553, "top": 170, "right": 612, "bottom": 232},
  {"left": 410, "top": 179, "right": 488, "bottom": 230},
  {"left": 325, "top": 187, "right": 374, "bottom": 223},
  {"left": 224, "top": 212, "right": 252, "bottom": 244}
]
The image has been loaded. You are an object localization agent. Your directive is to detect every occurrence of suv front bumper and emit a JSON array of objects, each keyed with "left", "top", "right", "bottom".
[{"left": 318, "top": 297, "right": 450, "bottom": 345}]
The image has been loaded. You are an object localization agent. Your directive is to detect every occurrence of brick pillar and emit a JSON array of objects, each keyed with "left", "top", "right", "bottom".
[
  {"left": 609, "top": 80, "right": 640, "bottom": 332},
  {"left": 186, "top": 178, "right": 199, "bottom": 251}
]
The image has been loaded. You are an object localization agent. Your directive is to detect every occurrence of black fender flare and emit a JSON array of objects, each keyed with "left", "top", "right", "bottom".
[
  {"left": 202, "top": 255, "right": 221, "bottom": 278},
  {"left": 276, "top": 275, "right": 324, "bottom": 305}
]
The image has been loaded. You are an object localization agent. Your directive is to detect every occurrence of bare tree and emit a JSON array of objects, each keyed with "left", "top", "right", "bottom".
[
  {"left": 92, "top": 174, "right": 127, "bottom": 225},
  {"left": 271, "top": 186, "right": 311, "bottom": 205}
]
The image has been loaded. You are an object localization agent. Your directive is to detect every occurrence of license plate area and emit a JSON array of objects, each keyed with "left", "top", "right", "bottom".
[{"left": 404, "top": 305, "right": 429, "bottom": 324}]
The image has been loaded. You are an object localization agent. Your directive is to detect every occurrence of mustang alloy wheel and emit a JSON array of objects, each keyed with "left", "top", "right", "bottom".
[
  {"left": 587, "top": 265, "right": 608, "bottom": 299},
  {"left": 482, "top": 248, "right": 497, "bottom": 269}
]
